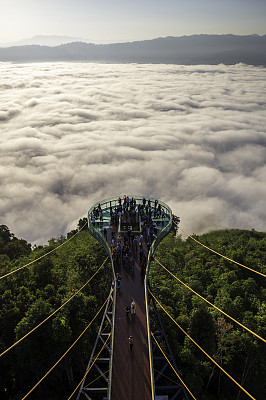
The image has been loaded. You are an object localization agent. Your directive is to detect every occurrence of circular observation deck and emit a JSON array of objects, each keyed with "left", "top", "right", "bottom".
[{"left": 88, "top": 195, "right": 172, "bottom": 268}]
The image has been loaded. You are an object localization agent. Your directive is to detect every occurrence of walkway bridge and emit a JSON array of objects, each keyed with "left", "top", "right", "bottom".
[
  {"left": 1, "top": 195, "right": 263, "bottom": 399},
  {"left": 77, "top": 196, "right": 188, "bottom": 400}
]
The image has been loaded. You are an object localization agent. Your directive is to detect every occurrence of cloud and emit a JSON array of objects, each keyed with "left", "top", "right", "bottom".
[{"left": 0, "top": 62, "right": 266, "bottom": 244}]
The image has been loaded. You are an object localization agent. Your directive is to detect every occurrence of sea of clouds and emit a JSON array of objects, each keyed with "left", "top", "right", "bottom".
[{"left": 0, "top": 62, "right": 266, "bottom": 245}]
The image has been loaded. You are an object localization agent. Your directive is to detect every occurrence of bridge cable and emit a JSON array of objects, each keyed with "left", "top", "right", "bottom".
[
  {"left": 151, "top": 331, "right": 196, "bottom": 400},
  {"left": 83, "top": 369, "right": 109, "bottom": 389},
  {"left": 21, "top": 290, "right": 113, "bottom": 400},
  {"left": 174, "top": 222, "right": 266, "bottom": 278},
  {"left": 0, "top": 221, "right": 88, "bottom": 281},
  {"left": 149, "top": 290, "right": 256, "bottom": 400},
  {"left": 0, "top": 257, "right": 108, "bottom": 359},
  {"left": 67, "top": 334, "right": 111, "bottom": 400},
  {"left": 154, "top": 368, "right": 181, "bottom": 387},
  {"left": 154, "top": 257, "right": 266, "bottom": 344}
]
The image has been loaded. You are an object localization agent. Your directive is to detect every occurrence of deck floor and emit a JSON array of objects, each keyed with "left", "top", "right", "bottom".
[
  {"left": 107, "top": 228, "right": 153, "bottom": 400},
  {"left": 89, "top": 197, "right": 171, "bottom": 400}
]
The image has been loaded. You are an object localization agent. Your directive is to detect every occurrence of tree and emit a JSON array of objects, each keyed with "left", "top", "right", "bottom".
[
  {"left": 189, "top": 307, "right": 216, "bottom": 357},
  {"left": 4, "top": 239, "right": 31, "bottom": 260},
  {"left": 78, "top": 217, "right": 88, "bottom": 231},
  {"left": 0, "top": 225, "right": 12, "bottom": 246}
]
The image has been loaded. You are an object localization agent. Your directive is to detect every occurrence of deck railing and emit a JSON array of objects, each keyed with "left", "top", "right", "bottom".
[
  {"left": 88, "top": 195, "right": 171, "bottom": 216},
  {"left": 88, "top": 195, "right": 173, "bottom": 400},
  {"left": 88, "top": 204, "right": 116, "bottom": 400},
  {"left": 145, "top": 202, "right": 173, "bottom": 400}
]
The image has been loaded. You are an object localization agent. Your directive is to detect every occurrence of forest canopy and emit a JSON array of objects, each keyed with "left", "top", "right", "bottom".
[
  {"left": 149, "top": 228, "right": 266, "bottom": 400},
  {"left": 0, "top": 223, "right": 265, "bottom": 399},
  {"left": 0, "top": 221, "right": 110, "bottom": 400}
]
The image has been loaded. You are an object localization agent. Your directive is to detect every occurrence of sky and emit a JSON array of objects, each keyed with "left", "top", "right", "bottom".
[
  {"left": 1, "top": 62, "right": 266, "bottom": 245},
  {"left": 1, "top": 0, "right": 266, "bottom": 44}
]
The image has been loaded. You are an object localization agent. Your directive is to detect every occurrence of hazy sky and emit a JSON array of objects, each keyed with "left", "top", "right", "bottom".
[
  {"left": 1, "top": 62, "right": 266, "bottom": 244},
  {"left": 1, "top": 0, "right": 266, "bottom": 43}
]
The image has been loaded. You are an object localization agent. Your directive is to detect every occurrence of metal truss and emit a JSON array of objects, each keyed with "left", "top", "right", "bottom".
[
  {"left": 147, "top": 282, "right": 189, "bottom": 400},
  {"left": 76, "top": 285, "right": 115, "bottom": 400}
]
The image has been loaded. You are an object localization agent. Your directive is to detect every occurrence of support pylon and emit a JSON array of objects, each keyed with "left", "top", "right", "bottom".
[{"left": 76, "top": 286, "right": 115, "bottom": 400}]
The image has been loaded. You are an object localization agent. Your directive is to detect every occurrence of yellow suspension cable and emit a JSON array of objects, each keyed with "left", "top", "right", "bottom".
[
  {"left": 149, "top": 291, "right": 256, "bottom": 400},
  {"left": 92, "top": 319, "right": 113, "bottom": 362},
  {"left": 154, "top": 368, "right": 180, "bottom": 386},
  {"left": 151, "top": 332, "right": 197, "bottom": 400},
  {"left": 67, "top": 334, "right": 111, "bottom": 400},
  {"left": 0, "top": 257, "right": 108, "bottom": 359},
  {"left": 84, "top": 369, "right": 109, "bottom": 389},
  {"left": 174, "top": 222, "right": 266, "bottom": 278},
  {"left": 0, "top": 221, "right": 89, "bottom": 281},
  {"left": 155, "top": 257, "right": 266, "bottom": 344},
  {"left": 21, "top": 290, "right": 113, "bottom": 400},
  {"left": 100, "top": 322, "right": 111, "bottom": 336}
]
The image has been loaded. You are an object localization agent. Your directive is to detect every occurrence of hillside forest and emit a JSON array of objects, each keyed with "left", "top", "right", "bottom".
[{"left": 0, "top": 221, "right": 265, "bottom": 399}]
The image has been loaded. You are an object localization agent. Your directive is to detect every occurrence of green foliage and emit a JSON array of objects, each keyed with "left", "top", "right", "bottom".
[
  {"left": 149, "top": 228, "right": 266, "bottom": 400},
  {"left": 0, "top": 225, "right": 13, "bottom": 245},
  {"left": 188, "top": 307, "right": 216, "bottom": 357},
  {"left": 1, "top": 223, "right": 265, "bottom": 399},
  {"left": 0, "top": 225, "right": 31, "bottom": 260},
  {"left": 0, "top": 223, "right": 110, "bottom": 400}
]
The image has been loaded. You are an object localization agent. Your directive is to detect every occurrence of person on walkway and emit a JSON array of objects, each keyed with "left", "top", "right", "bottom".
[
  {"left": 129, "top": 335, "right": 134, "bottom": 351},
  {"left": 99, "top": 210, "right": 103, "bottom": 221},
  {"left": 126, "top": 305, "right": 130, "bottom": 318},
  {"left": 140, "top": 259, "right": 146, "bottom": 277},
  {"left": 133, "top": 236, "right": 138, "bottom": 253},
  {"left": 116, "top": 273, "right": 121, "bottom": 289},
  {"left": 131, "top": 301, "right": 136, "bottom": 315}
]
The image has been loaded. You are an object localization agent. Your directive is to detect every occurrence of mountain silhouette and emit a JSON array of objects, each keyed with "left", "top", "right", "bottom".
[{"left": 0, "top": 34, "right": 265, "bottom": 65}]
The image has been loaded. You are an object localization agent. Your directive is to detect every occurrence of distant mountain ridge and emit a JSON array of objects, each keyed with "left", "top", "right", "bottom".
[
  {"left": 0, "top": 34, "right": 114, "bottom": 47},
  {"left": 0, "top": 34, "right": 266, "bottom": 65}
]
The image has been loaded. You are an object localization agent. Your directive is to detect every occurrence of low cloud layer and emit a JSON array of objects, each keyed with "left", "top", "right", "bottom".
[{"left": 0, "top": 62, "right": 266, "bottom": 244}]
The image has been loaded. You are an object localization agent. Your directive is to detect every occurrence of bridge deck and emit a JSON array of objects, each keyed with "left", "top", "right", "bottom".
[
  {"left": 88, "top": 196, "right": 172, "bottom": 400},
  {"left": 110, "top": 233, "right": 152, "bottom": 400}
]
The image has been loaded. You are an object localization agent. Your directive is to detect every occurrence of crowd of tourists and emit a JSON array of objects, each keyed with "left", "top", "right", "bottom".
[
  {"left": 89, "top": 196, "right": 170, "bottom": 354},
  {"left": 89, "top": 195, "right": 169, "bottom": 278}
]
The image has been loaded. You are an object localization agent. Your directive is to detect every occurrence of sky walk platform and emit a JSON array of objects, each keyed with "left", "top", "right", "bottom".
[{"left": 84, "top": 196, "right": 173, "bottom": 400}]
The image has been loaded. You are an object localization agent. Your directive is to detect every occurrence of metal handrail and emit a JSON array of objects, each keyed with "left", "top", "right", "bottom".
[
  {"left": 88, "top": 195, "right": 172, "bottom": 215},
  {"left": 107, "top": 275, "right": 116, "bottom": 400},
  {"left": 87, "top": 213, "right": 116, "bottom": 400},
  {"left": 146, "top": 204, "right": 173, "bottom": 399},
  {"left": 88, "top": 195, "right": 173, "bottom": 400}
]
